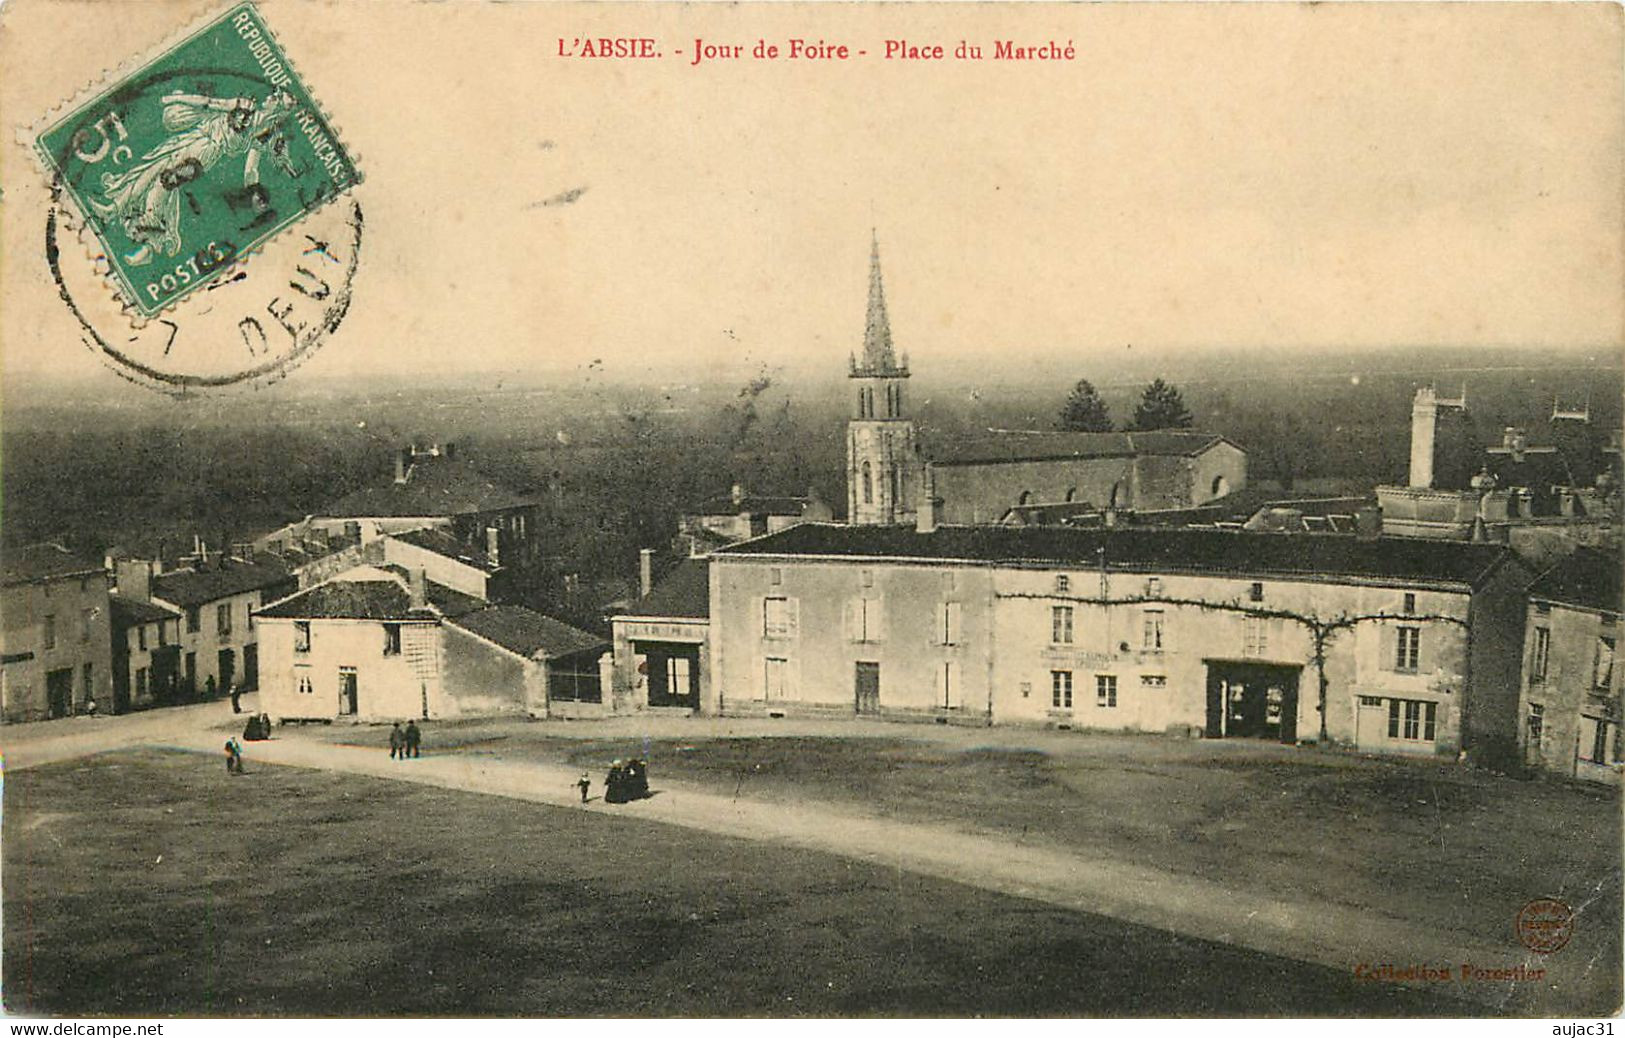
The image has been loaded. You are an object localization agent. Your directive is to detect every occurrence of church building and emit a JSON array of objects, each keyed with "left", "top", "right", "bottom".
[{"left": 843, "top": 238, "right": 1246, "bottom": 527}]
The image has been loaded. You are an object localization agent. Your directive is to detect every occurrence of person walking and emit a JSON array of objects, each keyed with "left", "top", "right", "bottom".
[
  {"left": 388, "top": 722, "right": 404, "bottom": 761},
  {"left": 224, "top": 738, "right": 242, "bottom": 775},
  {"left": 404, "top": 720, "right": 421, "bottom": 759},
  {"left": 229, "top": 684, "right": 242, "bottom": 714},
  {"left": 577, "top": 771, "right": 591, "bottom": 804}
]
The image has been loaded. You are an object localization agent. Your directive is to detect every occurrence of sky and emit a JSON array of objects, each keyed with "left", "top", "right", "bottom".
[{"left": 2, "top": 0, "right": 1621, "bottom": 390}]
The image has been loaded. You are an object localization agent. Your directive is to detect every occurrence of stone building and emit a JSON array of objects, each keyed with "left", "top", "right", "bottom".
[
  {"left": 108, "top": 591, "right": 181, "bottom": 713},
  {"left": 255, "top": 564, "right": 605, "bottom": 723},
  {"left": 1519, "top": 548, "right": 1622, "bottom": 783},
  {"left": 138, "top": 557, "right": 296, "bottom": 698},
  {"left": 706, "top": 517, "right": 1532, "bottom": 767},
  {"left": 677, "top": 485, "right": 833, "bottom": 555},
  {"left": 0, "top": 544, "right": 113, "bottom": 722},
  {"left": 843, "top": 238, "right": 1246, "bottom": 528}
]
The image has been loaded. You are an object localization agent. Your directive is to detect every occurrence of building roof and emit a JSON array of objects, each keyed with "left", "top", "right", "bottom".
[
  {"left": 933, "top": 430, "right": 1235, "bottom": 467},
  {"left": 715, "top": 523, "right": 1517, "bottom": 588},
  {"left": 690, "top": 493, "right": 816, "bottom": 518},
  {"left": 618, "top": 558, "right": 710, "bottom": 619},
  {"left": 151, "top": 560, "right": 293, "bottom": 608},
  {"left": 2, "top": 543, "right": 105, "bottom": 587},
  {"left": 318, "top": 456, "right": 536, "bottom": 519},
  {"left": 390, "top": 527, "right": 499, "bottom": 571},
  {"left": 450, "top": 606, "right": 607, "bottom": 659},
  {"left": 1528, "top": 548, "right": 1624, "bottom": 615},
  {"left": 256, "top": 567, "right": 483, "bottom": 621},
  {"left": 108, "top": 593, "right": 181, "bottom": 628}
]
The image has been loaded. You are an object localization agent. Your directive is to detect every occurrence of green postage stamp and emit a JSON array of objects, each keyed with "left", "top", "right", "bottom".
[{"left": 34, "top": 2, "right": 360, "bottom": 317}]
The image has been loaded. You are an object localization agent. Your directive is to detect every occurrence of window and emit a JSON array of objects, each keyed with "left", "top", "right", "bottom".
[
  {"left": 1581, "top": 717, "right": 1620, "bottom": 765},
  {"left": 1358, "top": 695, "right": 1383, "bottom": 707},
  {"left": 1051, "top": 670, "right": 1073, "bottom": 709},
  {"left": 1145, "top": 577, "right": 1163, "bottom": 597},
  {"left": 83, "top": 662, "right": 94, "bottom": 700},
  {"left": 43, "top": 614, "right": 56, "bottom": 650},
  {"left": 1526, "top": 703, "right": 1545, "bottom": 748},
  {"left": 1141, "top": 674, "right": 1166, "bottom": 688},
  {"left": 1395, "top": 626, "right": 1420, "bottom": 672},
  {"left": 862, "top": 462, "right": 873, "bottom": 504},
  {"left": 939, "top": 601, "right": 962, "bottom": 645},
  {"left": 137, "top": 625, "right": 148, "bottom": 652},
  {"left": 217, "top": 603, "right": 232, "bottom": 638},
  {"left": 764, "top": 657, "right": 787, "bottom": 700},
  {"left": 763, "top": 596, "right": 794, "bottom": 638},
  {"left": 247, "top": 600, "right": 255, "bottom": 630},
  {"left": 80, "top": 608, "right": 93, "bottom": 643},
  {"left": 1051, "top": 606, "right": 1074, "bottom": 645},
  {"left": 1142, "top": 610, "right": 1165, "bottom": 652},
  {"left": 1530, "top": 627, "right": 1551, "bottom": 682},
  {"left": 158, "top": 621, "right": 169, "bottom": 648},
  {"left": 296, "top": 666, "right": 314, "bottom": 695},
  {"left": 1594, "top": 635, "right": 1616, "bottom": 691},
  {"left": 383, "top": 623, "right": 402, "bottom": 656},
  {"left": 770, "top": 567, "right": 783, "bottom": 587},
  {"left": 1243, "top": 616, "right": 1269, "bottom": 657},
  {"left": 1403, "top": 592, "right": 1417, "bottom": 615},
  {"left": 849, "top": 598, "right": 881, "bottom": 643},
  {"left": 860, "top": 569, "right": 873, "bottom": 588},
  {"left": 294, "top": 621, "right": 311, "bottom": 654},
  {"left": 136, "top": 667, "right": 148, "bottom": 700},
  {"left": 1096, "top": 674, "right": 1118, "bottom": 708},
  {"left": 1248, "top": 582, "right": 1264, "bottom": 603},
  {"left": 187, "top": 607, "right": 200, "bottom": 634},
  {"left": 939, "top": 661, "right": 958, "bottom": 708},
  {"left": 1386, "top": 698, "right": 1437, "bottom": 741},
  {"left": 1055, "top": 575, "right": 1070, "bottom": 593}
]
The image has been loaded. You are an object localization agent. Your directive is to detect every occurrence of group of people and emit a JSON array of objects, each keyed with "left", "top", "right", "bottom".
[
  {"left": 223, "top": 737, "right": 245, "bottom": 775},
  {"left": 388, "top": 721, "right": 423, "bottom": 760},
  {"left": 603, "top": 758, "right": 650, "bottom": 804}
]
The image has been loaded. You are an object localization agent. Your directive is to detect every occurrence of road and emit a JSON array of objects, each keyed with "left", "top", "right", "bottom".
[{"left": 2, "top": 700, "right": 1595, "bottom": 1014}]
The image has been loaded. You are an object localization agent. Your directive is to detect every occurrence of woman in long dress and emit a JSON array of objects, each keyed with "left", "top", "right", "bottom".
[{"left": 90, "top": 89, "right": 296, "bottom": 266}]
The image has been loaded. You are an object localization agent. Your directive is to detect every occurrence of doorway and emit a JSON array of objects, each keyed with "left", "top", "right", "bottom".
[
  {"left": 47, "top": 667, "right": 73, "bottom": 718},
  {"left": 1205, "top": 661, "right": 1300, "bottom": 742},
  {"left": 854, "top": 661, "right": 881, "bottom": 715},
  {"left": 338, "top": 667, "right": 358, "bottom": 715},
  {"left": 636, "top": 642, "right": 700, "bottom": 708},
  {"left": 242, "top": 643, "right": 259, "bottom": 690},
  {"left": 217, "top": 649, "right": 236, "bottom": 692}
]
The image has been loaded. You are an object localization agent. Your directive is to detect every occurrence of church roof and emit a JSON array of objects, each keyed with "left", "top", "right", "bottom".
[
  {"left": 933, "top": 430, "right": 1235, "bottom": 466},
  {"left": 715, "top": 523, "right": 1518, "bottom": 589}
]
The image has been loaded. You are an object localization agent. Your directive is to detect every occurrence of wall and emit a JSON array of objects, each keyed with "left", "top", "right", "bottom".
[
  {"left": 1184, "top": 441, "right": 1249, "bottom": 506},
  {"left": 0, "top": 574, "right": 113, "bottom": 722},
  {"left": 711, "top": 557, "right": 995, "bottom": 719},
  {"left": 934, "top": 457, "right": 1136, "bottom": 524},
  {"left": 118, "top": 616, "right": 180, "bottom": 709},
  {"left": 439, "top": 623, "right": 540, "bottom": 717},
  {"left": 257, "top": 616, "right": 442, "bottom": 722},
  {"left": 160, "top": 589, "right": 267, "bottom": 695},
  {"left": 1520, "top": 600, "right": 1622, "bottom": 783},
  {"left": 380, "top": 537, "right": 491, "bottom": 599}
]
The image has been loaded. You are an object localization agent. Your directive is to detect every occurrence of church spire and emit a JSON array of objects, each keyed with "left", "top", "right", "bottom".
[{"left": 854, "top": 231, "right": 905, "bottom": 376}]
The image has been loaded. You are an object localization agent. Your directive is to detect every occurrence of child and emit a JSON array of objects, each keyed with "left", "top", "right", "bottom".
[{"left": 577, "top": 772, "right": 591, "bottom": 803}]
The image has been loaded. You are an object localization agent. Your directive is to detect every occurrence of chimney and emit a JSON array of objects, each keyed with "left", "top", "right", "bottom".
[
  {"left": 916, "top": 466, "right": 938, "bottom": 534},
  {"left": 116, "top": 559, "right": 152, "bottom": 602},
  {"left": 1409, "top": 387, "right": 1438, "bottom": 489},
  {"left": 731, "top": 482, "right": 745, "bottom": 507},
  {"left": 394, "top": 448, "right": 409, "bottom": 484},
  {"left": 408, "top": 568, "right": 428, "bottom": 610},
  {"left": 639, "top": 548, "right": 654, "bottom": 597},
  {"left": 485, "top": 526, "right": 501, "bottom": 567}
]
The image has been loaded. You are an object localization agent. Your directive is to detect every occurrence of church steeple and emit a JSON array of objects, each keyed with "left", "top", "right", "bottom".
[{"left": 851, "top": 232, "right": 908, "bottom": 377}]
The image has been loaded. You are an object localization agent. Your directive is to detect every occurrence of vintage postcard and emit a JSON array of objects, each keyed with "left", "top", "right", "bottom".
[{"left": 1, "top": 0, "right": 1620, "bottom": 1025}]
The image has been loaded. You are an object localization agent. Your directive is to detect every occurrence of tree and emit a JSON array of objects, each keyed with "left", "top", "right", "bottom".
[
  {"left": 1129, "top": 378, "right": 1193, "bottom": 431},
  {"left": 1057, "top": 379, "right": 1113, "bottom": 432}
]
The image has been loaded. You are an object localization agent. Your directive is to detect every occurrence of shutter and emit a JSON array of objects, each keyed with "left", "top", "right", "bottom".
[
  {"left": 843, "top": 598, "right": 858, "bottom": 642},
  {"left": 787, "top": 597, "right": 800, "bottom": 639},
  {"left": 870, "top": 597, "right": 884, "bottom": 641},
  {"left": 947, "top": 602, "right": 962, "bottom": 645},
  {"left": 754, "top": 597, "right": 766, "bottom": 638}
]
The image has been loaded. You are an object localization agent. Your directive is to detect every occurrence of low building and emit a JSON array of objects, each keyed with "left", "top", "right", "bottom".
[
  {"left": 108, "top": 592, "right": 182, "bottom": 712},
  {"left": 1519, "top": 548, "right": 1623, "bottom": 783},
  {"left": 139, "top": 557, "right": 296, "bottom": 698},
  {"left": 0, "top": 544, "right": 113, "bottom": 722},
  {"left": 677, "top": 485, "right": 832, "bottom": 554},
  {"left": 609, "top": 558, "right": 711, "bottom": 715},
  {"left": 708, "top": 521, "right": 1532, "bottom": 767},
  {"left": 255, "top": 565, "right": 605, "bottom": 722}
]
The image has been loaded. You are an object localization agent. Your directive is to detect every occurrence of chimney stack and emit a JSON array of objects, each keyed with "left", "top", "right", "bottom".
[
  {"left": 444, "top": 442, "right": 457, "bottom": 461},
  {"left": 408, "top": 568, "right": 428, "bottom": 610},
  {"left": 394, "top": 447, "right": 410, "bottom": 484},
  {"left": 916, "top": 466, "right": 938, "bottom": 534},
  {"left": 486, "top": 526, "right": 501, "bottom": 567},
  {"left": 639, "top": 548, "right": 654, "bottom": 598},
  {"left": 116, "top": 559, "right": 153, "bottom": 602},
  {"left": 731, "top": 482, "right": 745, "bottom": 507}
]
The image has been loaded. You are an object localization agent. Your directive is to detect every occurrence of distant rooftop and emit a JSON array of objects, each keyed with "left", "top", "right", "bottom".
[
  {"left": 390, "top": 527, "right": 499, "bottom": 571},
  {"left": 151, "top": 560, "right": 294, "bottom": 608},
  {"left": 935, "top": 430, "right": 1235, "bottom": 467},
  {"left": 618, "top": 558, "right": 710, "bottom": 620},
  {"left": 109, "top": 593, "right": 180, "bottom": 628},
  {"left": 2, "top": 543, "right": 105, "bottom": 588},
  {"left": 319, "top": 451, "right": 537, "bottom": 519},
  {"left": 1528, "top": 548, "right": 1624, "bottom": 615},
  {"left": 450, "top": 606, "right": 606, "bottom": 659}
]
